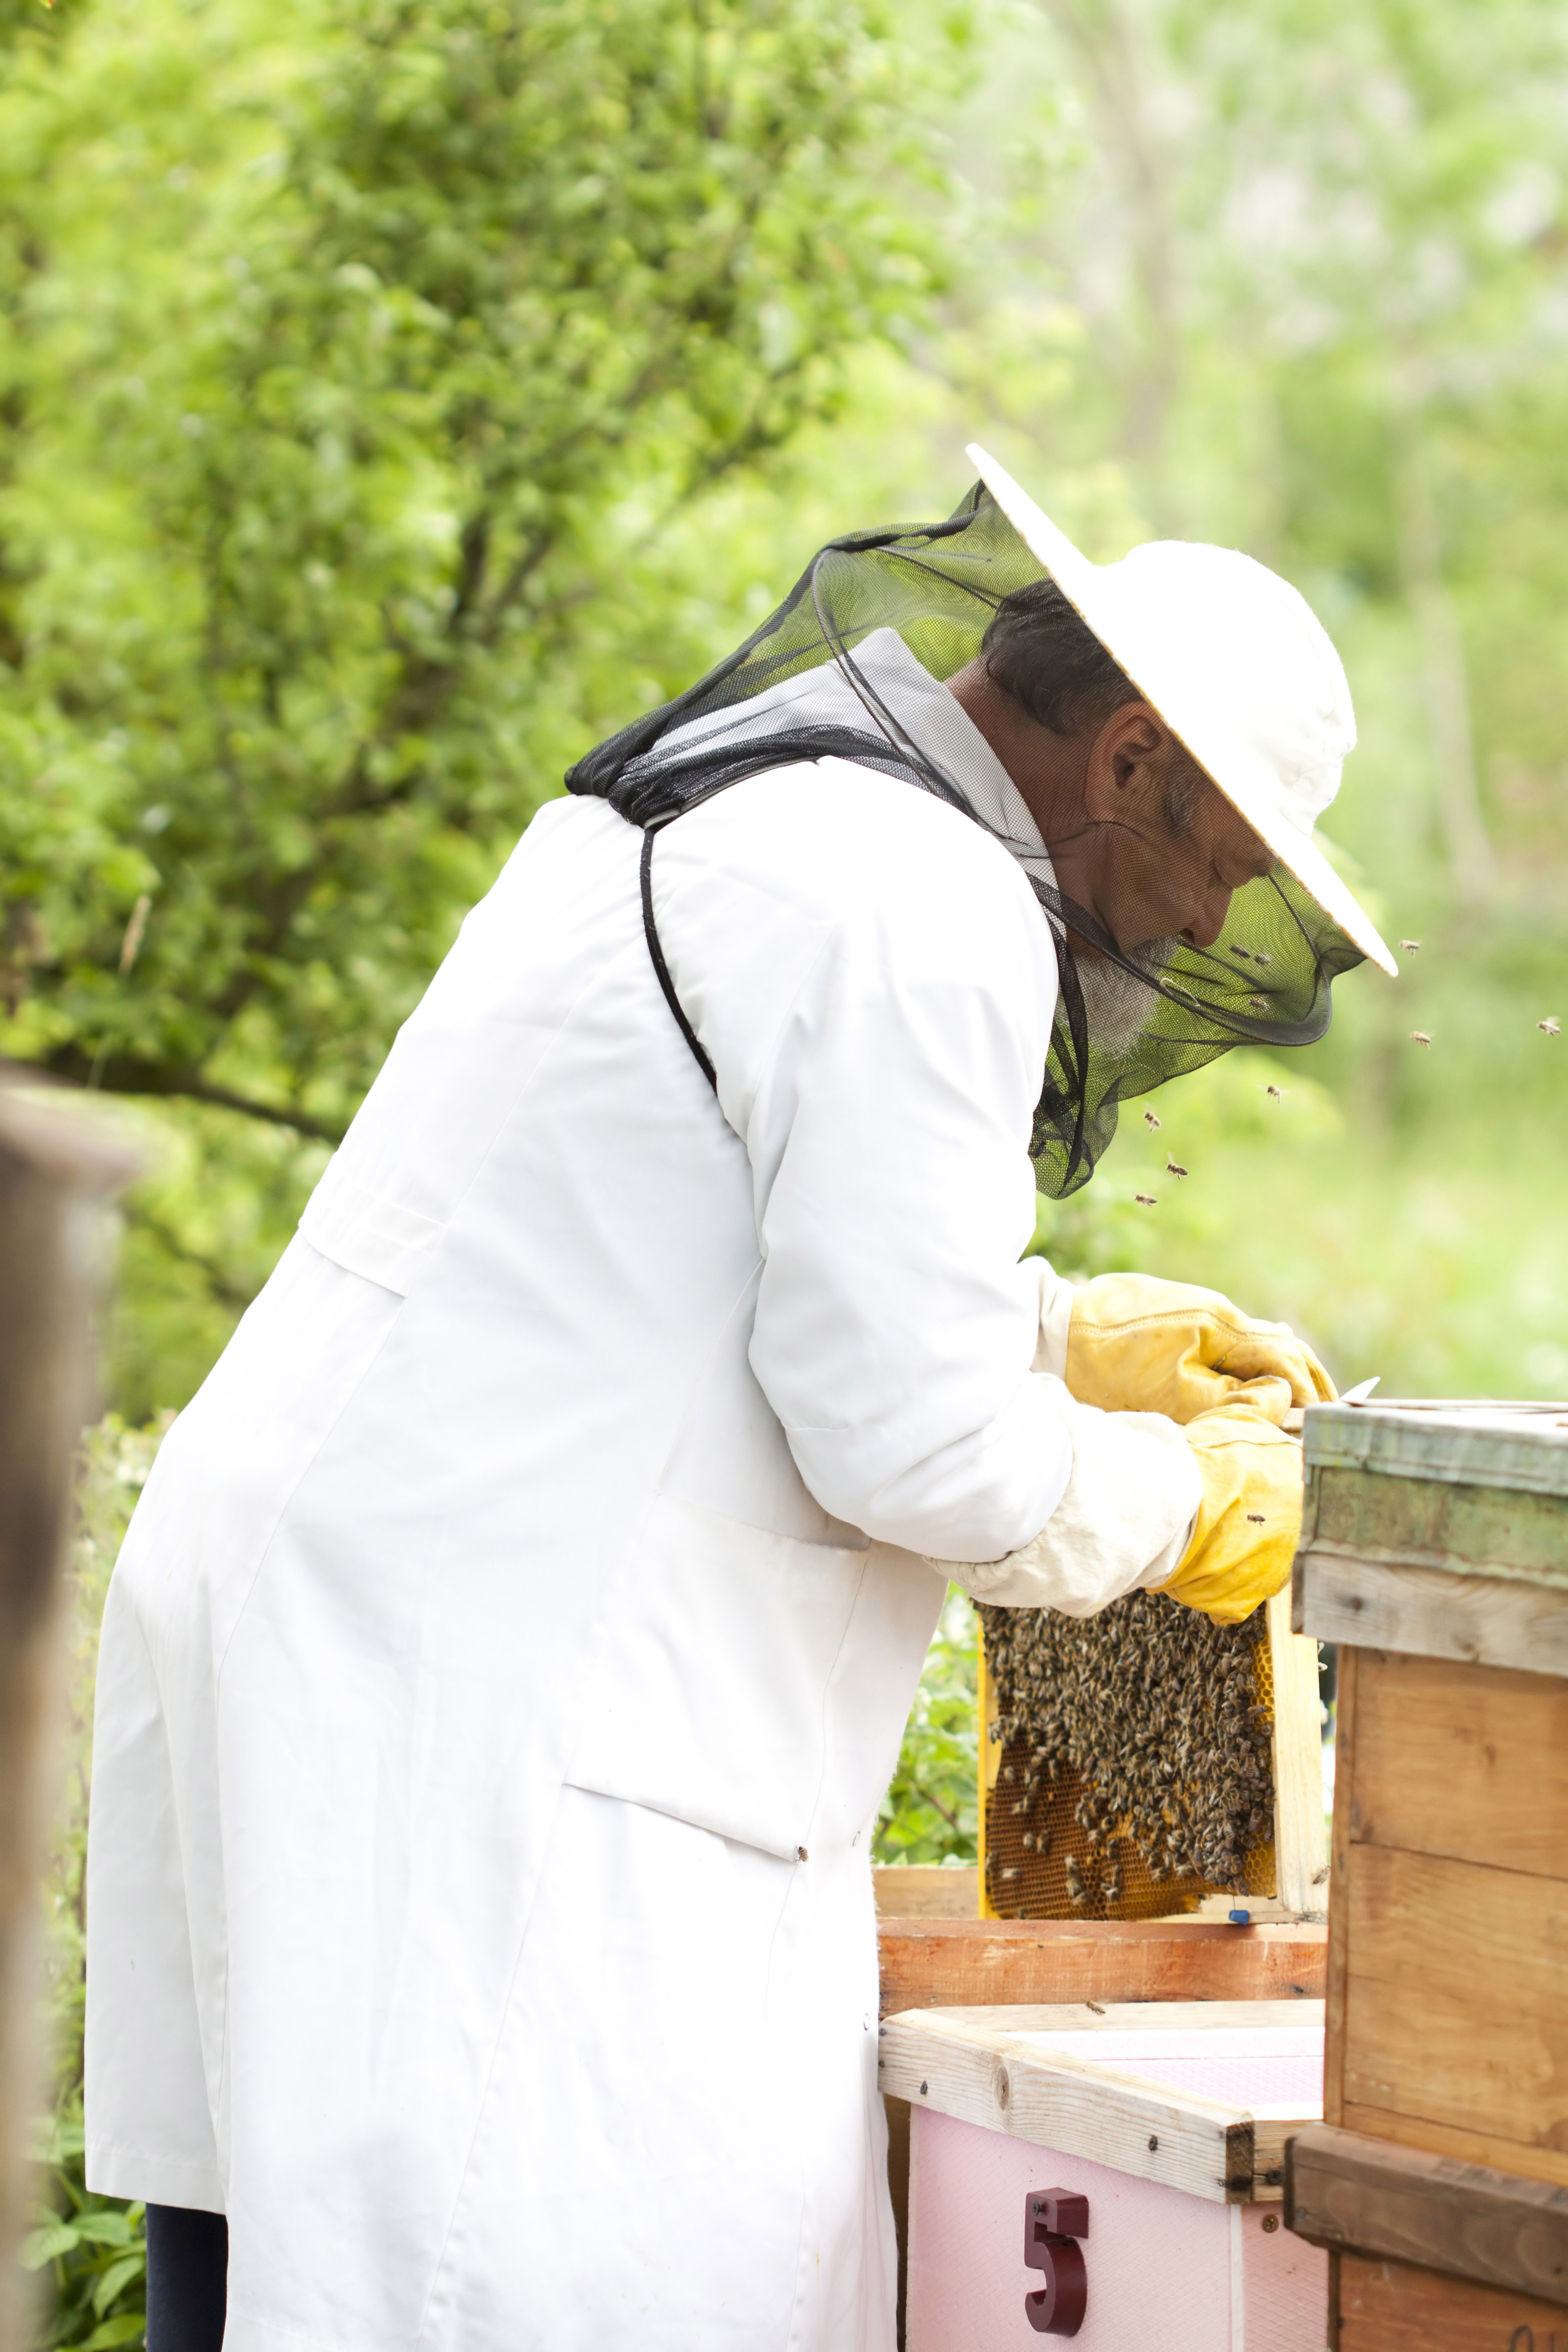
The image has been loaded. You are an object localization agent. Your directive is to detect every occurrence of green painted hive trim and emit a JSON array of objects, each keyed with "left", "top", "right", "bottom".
[{"left": 1305, "top": 1465, "right": 1568, "bottom": 1593}]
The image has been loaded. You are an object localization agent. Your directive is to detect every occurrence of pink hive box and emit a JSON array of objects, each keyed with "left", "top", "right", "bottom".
[{"left": 880, "top": 2000, "right": 1327, "bottom": 2351}]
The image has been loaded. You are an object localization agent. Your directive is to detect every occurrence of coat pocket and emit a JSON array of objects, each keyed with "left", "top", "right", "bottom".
[
  {"left": 298, "top": 1156, "right": 445, "bottom": 1298},
  {"left": 563, "top": 1493, "right": 870, "bottom": 1862}
]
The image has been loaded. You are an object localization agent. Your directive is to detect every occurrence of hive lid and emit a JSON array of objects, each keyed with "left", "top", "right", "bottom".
[
  {"left": 878, "top": 2000, "right": 1323, "bottom": 2205},
  {"left": 1305, "top": 1400, "right": 1568, "bottom": 1497}
]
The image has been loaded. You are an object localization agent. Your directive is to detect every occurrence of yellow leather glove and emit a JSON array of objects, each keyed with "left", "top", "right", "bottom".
[
  {"left": 1065, "top": 1273, "right": 1335, "bottom": 1428},
  {"left": 1159, "top": 1395, "right": 1304, "bottom": 1623}
]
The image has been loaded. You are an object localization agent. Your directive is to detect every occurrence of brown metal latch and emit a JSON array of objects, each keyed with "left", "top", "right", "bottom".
[{"left": 1025, "top": 2189, "right": 1089, "bottom": 2337}]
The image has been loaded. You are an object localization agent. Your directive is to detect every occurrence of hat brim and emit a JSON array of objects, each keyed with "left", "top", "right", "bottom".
[{"left": 967, "top": 442, "right": 1399, "bottom": 977}]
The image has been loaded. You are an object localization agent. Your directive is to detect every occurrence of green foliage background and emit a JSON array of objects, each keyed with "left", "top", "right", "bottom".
[
  {"left": 8, "top": 0, "right": 1567, "bottom": 1418},
  {"left": 13, "top": 0, "right": 1568, "bottom": 2337},
  {"left": 27, "top": 1422, "right": 164, "bottom": 2352}
]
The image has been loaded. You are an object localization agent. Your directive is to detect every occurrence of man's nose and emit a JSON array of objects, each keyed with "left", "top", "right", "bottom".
[{"left": 1181, "top": 883, "right": 1234, "bottom": 951}]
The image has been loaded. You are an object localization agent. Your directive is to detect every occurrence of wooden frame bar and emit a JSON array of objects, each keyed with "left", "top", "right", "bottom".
[
  {"left": 1287, "top": 2124, "right": 1568, "bottom": 2306},
  {"left": 879, "top": 1913, "right": 1326, "bottom": 2016}
]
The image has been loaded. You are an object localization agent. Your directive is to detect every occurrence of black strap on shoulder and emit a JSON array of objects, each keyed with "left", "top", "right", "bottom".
[{"left": 640, "top": 826, "right": 718, "bottom": 1095}]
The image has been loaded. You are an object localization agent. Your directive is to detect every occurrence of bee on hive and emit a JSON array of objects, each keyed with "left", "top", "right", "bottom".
[{"left": 977, "top": 1590, "right": 1286, "bottom": 1920}]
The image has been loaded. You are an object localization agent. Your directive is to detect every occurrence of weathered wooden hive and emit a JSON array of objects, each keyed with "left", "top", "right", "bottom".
[
  {"left": 978, "top": 1585, "right": 1326, "bottom": 1924},
  {"left": 1283, "top": 1398, "right": 1568, "bottom": 2349}
]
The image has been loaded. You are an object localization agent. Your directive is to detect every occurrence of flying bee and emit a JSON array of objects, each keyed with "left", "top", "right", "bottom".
[
  {"left": 1246, "top": 1512, "right": 1266, "bottom": 1525},
  {"left": 1410, "top": 1031, "right": 1432, "bottom": 1047},
  {"left": 1264, "top": 1084, "right": 1286, "bottom": 1101},
  {"left": 1143, "top": 1109, "right": 1162, "bottom": 1129},
  {"left": 1400, "top": 939, "right": 1421, "bottom": 953},
  {"left": 1541, "top": 1018, "right": 1561, "bottom": 1037},
  {"left": 1134, "top": 1192, "right": 1158, "bottom": 1207},
  {"left": 1166, "top": 1158, "right": 1188, "bottom": 1179}
]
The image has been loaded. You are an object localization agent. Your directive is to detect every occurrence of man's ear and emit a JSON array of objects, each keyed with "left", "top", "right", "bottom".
[{"left": 1085, "top": 703, "right": 1168, "bottom": 815}]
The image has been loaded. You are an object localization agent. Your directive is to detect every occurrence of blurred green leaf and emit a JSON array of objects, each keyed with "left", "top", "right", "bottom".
[
  {"left": 82, "top": 2318, "right": 147, "bottom": 2350},
  {"left": 91, "top": 2258, "right": 145, "bottom": 2319},
  {"left": 22, "top": 2223, "right": 82, "bottom": 2271}
]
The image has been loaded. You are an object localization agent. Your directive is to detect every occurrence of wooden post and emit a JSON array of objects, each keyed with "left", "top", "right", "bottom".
[{"left": 0, "top": 1088, "right": 135, "bottom": 2352}]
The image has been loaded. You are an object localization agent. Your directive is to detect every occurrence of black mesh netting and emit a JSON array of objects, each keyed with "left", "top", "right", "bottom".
[{"left": 565, "top": 482, "right": 1365, "bottom": 1194}]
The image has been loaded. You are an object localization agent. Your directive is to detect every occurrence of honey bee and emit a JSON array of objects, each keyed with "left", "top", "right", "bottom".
[
  {"left": 1246, "top": 1512, "right": 1266, "bottom": 1524},
  {"left": 1134, "top": 1192, "right": 1158, "bottom": 1207},
  {"left": 1541, "top": 1018, "right": 1561, "bottom": 1037},
  {"left": 1166, "top": 1159, "right": 1188, "bottom": 1179},
  {"left": 1252, "top": 950, "right": 1273, "bottom": 968},
  {"left": 1228, "top": 945, "right": 1253, "bottom": 961},
  {"left": 1143, "top": 1109, "right": 1162, "bottom": 1129},
  {"left": 1400, "top": 939, "right": 1421, "bottom": 953},
  {"left": 1410, "top": 1031, "right": 1432, "bottom": 1047},
  {"left": 1103, "top": 1855, "right": 1124, "bottom": 1905},
  {"left": 1264, "top": 1084, "right": 1285, "bottom": 1101},
  {"left": 1064, "top": 1856, "right": 1087, "bottom": 1907},
  {"left": 1248, "top": 996, "right": 1269, "bottom": 1013}
]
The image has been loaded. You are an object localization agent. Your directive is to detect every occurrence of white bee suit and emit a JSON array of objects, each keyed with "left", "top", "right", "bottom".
[{"left": 85, "top": 635, "right": 1200, "bottom": 2350}]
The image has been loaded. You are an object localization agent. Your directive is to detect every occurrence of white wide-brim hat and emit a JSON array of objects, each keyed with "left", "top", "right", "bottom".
[{"left": 968, "top": 442, "right": 1397, "bottom": 975}]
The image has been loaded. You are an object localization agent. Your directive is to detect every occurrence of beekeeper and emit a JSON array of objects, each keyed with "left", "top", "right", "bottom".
[{"left": 86, "top": 446, "right": 1395, "bottom": 2352}]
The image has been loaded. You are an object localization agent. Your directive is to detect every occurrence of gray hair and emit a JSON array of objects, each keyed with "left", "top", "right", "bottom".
[{"left": 981, "top": 576, "right": 1210, "bottom": 835}]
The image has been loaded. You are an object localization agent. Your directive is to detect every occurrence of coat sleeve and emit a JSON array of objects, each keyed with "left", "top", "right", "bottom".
[{"left": 652, "top": 758, "right": 1195, "bottom": 1590}]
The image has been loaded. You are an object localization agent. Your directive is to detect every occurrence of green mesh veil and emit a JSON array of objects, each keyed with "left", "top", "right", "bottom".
[{"left": 565, "top": 483, "right": 1364, "bottom": 1196}]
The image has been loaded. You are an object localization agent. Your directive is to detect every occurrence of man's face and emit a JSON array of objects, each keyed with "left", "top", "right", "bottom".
[
  {"left": 943, "top": 660, "right": 1276, "bottom": 958},
  {"left": 1072, "top": 714, "right": 1278, "bottom": 956}
]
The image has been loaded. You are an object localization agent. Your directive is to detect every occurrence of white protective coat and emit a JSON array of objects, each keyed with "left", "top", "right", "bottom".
[{"left": 85, "top": 641, "right": 1199, "bottom": 2351}]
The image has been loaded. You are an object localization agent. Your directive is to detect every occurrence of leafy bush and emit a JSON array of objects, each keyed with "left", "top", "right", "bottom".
[
  {"left": 875, "top": 1584, "right": 980, "bottom": 1866},
  {"left": 0, "top": 0, "right": 966, "bottom": 1416},
  {"left": 25, "top": 1419, "right": 168, "bottom": 2352}
]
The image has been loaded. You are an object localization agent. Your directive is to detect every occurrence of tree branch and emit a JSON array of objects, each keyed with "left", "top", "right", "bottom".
[
  {"left": 127, "top": 1204, "right": 261, "bottom": 1312},
  {"left": 37, "top": 1046, "right": 344, "bottom": 1143},
  {"left": 910, "top": 1779, "right": 962, "bottom": 1834}
]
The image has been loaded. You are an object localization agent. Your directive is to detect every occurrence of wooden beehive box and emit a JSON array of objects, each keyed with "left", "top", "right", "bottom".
[
  {"left": 873, "top": 1908, "right": 1330, "bottom": 2350},
  {"left": 880, "top": 2000, "right": 1329, "bottom": 2349},
  {"left": 978, "top": 1585, "right": 1327, "bottom": 1923},
  {"left": 1285, "top": 1399, "right": 1568, "bottom": 2347}
]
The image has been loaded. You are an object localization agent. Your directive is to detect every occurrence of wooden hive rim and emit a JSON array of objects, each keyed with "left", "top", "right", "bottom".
[
  {"left": 1306, "top": 1401, "right": 1568, "bottom": 1495},
  {"left": 879, "top": 2000, "right": 1323, "bottom": 2203}
]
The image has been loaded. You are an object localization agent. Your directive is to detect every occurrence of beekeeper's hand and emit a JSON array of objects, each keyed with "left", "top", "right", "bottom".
[
  {"left": 1064, "top": 1272, "right": 1334, "bottom": 1428},
  {"left": 1157, "top": 1395, "right": 1304, "bottom": 1623}
]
